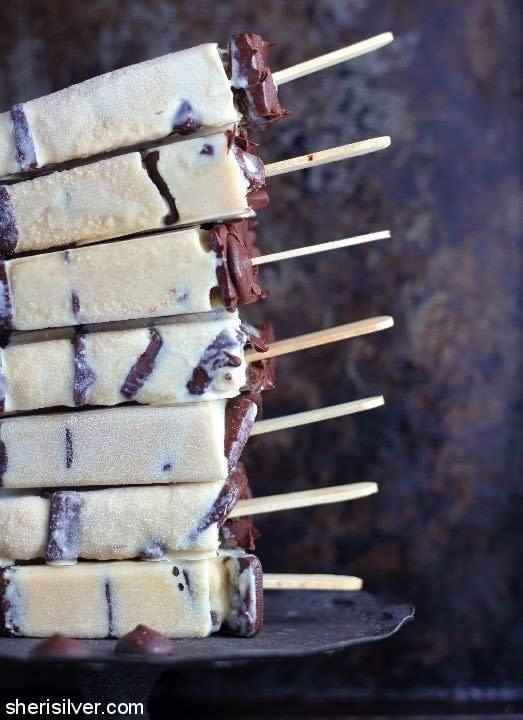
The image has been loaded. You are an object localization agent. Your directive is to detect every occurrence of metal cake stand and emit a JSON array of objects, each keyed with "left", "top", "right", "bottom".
[{"left": 0, "top": 590, "right": 414, "bottom": 718}]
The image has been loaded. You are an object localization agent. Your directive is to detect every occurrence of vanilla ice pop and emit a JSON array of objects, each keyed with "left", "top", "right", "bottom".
[
  {"left": 0, "top": 131, "right": 390, "bottom": 257},
  {"left": 0, "top": 466, "right": 248, "bottom": 565},
  {"left": 0, "top": 549, "right": 263, "bottom": 638}
]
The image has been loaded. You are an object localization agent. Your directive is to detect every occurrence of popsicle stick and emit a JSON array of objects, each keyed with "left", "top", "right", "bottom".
[
  {"left": 231, "top": 481, "right": 378, "bottom": 518},
  {"left": 251, "top": 396, "right": 384, "bottom": 436},
  {"left": 264, "top": 574, "right": 363, "bottom": 591},
  {"left": 252, "top": 230, "right": 390, "bottom": 266},
  {"left": 246, "top": 316, "right": 393, "bottom": 362},
  {"left": 273, "top": 32, "right": 394, "bottom": 85},
  {"left": 265, "top": 137, "right": 391, "bottom": 177}
]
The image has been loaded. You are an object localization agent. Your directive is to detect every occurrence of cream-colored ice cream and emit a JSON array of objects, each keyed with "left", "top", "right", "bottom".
[
  {"left": 0, "top": 43, "right": 240, "bottom": 177},
  {"left": 0, "top": 131, "right": 263, "bottom": 256},
  {"left": 0, "top": 550, "right": 263, "bottom": 638},
  {"left": 0, "top": 313, "right": 247, "bottom": 413},
  {"left": 0, "top": 396, "right": 257, "bottom": 489},
  {"left": 0, "top": 475, "right": 244, "bottom": 564}
]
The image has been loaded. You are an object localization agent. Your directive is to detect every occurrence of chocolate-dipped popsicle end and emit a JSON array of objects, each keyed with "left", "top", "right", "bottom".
[
  {"left": 229, "top": 33, "right": 290, "bottom": 127},
  {"left": 0, "top": 260, "right": 14, "bottom": 334},
  {"left": 194, "top": 464, "right": 248, "bottom": 535},
  {"left": 210, "top": 220, "right": 269, "bottom": 313},
  {"left": 221, "top": 552, "right": 264, "bottom": 637},
  {"left": 224, "top": 395, "right": 259, "bottom": 471},
  {"left": 114, "top": 624, "right": 175, "bottom": 656},
  {"left": 243, "top": 320, "right": 277, "bottom": 393}
]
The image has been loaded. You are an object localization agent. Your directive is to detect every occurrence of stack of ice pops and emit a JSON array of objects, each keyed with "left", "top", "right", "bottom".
[{"left": 0, "top": 32, "right": 393, "bottom": 644}]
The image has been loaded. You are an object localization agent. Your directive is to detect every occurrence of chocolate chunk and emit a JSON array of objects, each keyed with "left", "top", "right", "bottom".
[
  {"left": 224, "top": 396, "right": 258, "bottom": 470},
  {"left": 182, "top": 570, "right": 192, "bottom": 596},
  {"left": 71, "top": 292, "right": 80, "bottom": 317},
  {"left": 0, "top": 568, "right": 18, "bottom": 636},
  {"left": 187, "top": 329, "right": 242, "bottom": 395},
  {"left": 0, "top": 261, "right": 13, "bottom": 332},
  {"left": 139, "top": 540, "right": 166, "bottom": 560},
  {"left": 210, "top": 610, "right": 220, "bottom": 631},
  {"left": 172, "top": 100, "right": 202, "bottom": 136},
  {"left": 229, "top": 34, "right": 290, "bottom": 126},
  {"left": 142, "top": 150, "right": 179, "bottom": 225},
  {"left": 64, "top": 249, "right": 72, "bottom": 263},
  {"left": 45, "top": 491, "right": 82, "bottom": 563},
  {"left": 31, "top": 634, "right": 90, "bottom": 658},
  {"left": 105, "top": 581, "right": 114, "bottom": 638},
  {"left": 0, "top": 187, "right": 18, "bottom": 257},
  {"left": 65, "top": 428, "right": 73, "bottom": 469},
  {"left": 10, "top": 104, "right": 38, "bottom": 171},
  {"left": 73, "top": 334, "right": 96, "bottom": 406},
  {"left": 120, "top": 327, "right": 163, "bottom": 399},
  {"left": 209, "top": 221, "right": 268, "bottom": 312},
  {"left": 200, "top": 143, "right": 214, "bottom": 156},
  {"left": 115, "top": 624, "right": 175, "bottom": 656},
  {"left": 247, "top": 188, "right": 270, "bottom": 210},
  {"left": 0, "top": 434, "right": 7, "bottom": 486}
]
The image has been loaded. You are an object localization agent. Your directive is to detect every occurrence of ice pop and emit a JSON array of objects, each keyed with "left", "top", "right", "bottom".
[
  {"left": 0, "top": 221, "right": 266, "bottom": 331},
  {"left": 0, "top": 312, "right": 264, "bottom": 413},
  {"left": 0, "top": 129, "right": 268, "bottom": 257},
  {"left": 0, "top": 466, "right": 248, "bottom": 565},
  {"left": 0, "top": 396, "right": 257, "bottom": 489},
  {"left": 0, "top": 549, "right": 263, "bottom": 638},
  {"left": 0, "top": 33, "right": 291, "bottom": 180},
  {"left": 0, "top": 130, "right": 392, "bottom": 258}
]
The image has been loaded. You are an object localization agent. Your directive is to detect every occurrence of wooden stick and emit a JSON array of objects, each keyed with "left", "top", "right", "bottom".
[
  {"left": 230, "top": 481, "right": 378, "bottom": 518},
  {"left": 245, "top": 316, "right": 393, "bottom": 362},
  {"left": 265, "top": 137, "right": 391, "bottom": 177},
  {"left": 251, "top": 230, "right": 390, "bottom": 266},
  {"left": 250, "top": 396, "right": 384, "bottom": 436},
  {"left": 273, "top": 32, "right": 394, "bottom": 85},
  {"left": 264, "top": 574, "right": 363, "bottom": 591}
]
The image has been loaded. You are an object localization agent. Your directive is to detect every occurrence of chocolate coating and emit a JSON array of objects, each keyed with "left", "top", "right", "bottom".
[
  {"left": 194, "top": 464, "right": 247, "bottom": 536},
  {"left": 0, "top": 435, "right": 6, "bottom": 486},
  {"left": 224, "top": 395, "right": 259, "bottom": 470},
  {"left": 187, "top": 328, "right": 242, "bottom": 396},
  {"left": 0, "top": 187, "right": 17, "bottom": 257},
  {"left": 244, "top": 321, "right": 276, "bottom": 393},
  {"left": 210, "top": 221, "right": 268, "bottom": 312},
  {"left": 31, "top": 634, "right": 90, "bottom": 658},
  {"left": 229, "top": 33, "right": 290, "bottom": 126},
  {"left": 114, "top": 624, "right": 175, "bottom": 655}
]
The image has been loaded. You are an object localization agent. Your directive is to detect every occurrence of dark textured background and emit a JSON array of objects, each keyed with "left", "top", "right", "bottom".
[{"left": 0, "top": 0, "right": 521, "bottom": 714}]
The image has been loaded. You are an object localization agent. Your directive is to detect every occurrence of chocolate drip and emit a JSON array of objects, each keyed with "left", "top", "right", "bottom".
[
  {"left": 65, "top": 428, "right": 73, "bottom": 469},
  {"left": 115, "top": 625, "right": 175, "bottom": 656},
  {"left": 120, "top": 327, "right": 163, "bottom": 399},
  {"left": 229, "top": 34, "right": 290, "bottom": 127},
  {"left": 0, "top": 187, "right": 18, "bottom": 257},
  {"left": 73, "top": 334, "right": 96, "bottom": 406},
  {"left": 0, "top": 434, "right": 6, "bottom": 486},
  {"left": 71, "top": 292, "right": 80, "bottom": 317},
  {"left": 45, "top": 491, "right": 82, "bottom": 563},
  {"left": 105, "top": 581, "right": 114, "bottom": 638},
  {"left": 193, "top": 466, "right": 246, "bottom": 537},
  {"left": 224, "top": 395, "right": 258, "bottom": 470},
  {"left": 209, "top": 221, "right": 268, "bottom": 313},
  {"left": 187, "top": 329, "right": 242, "bottom": 396},
  {"left": 0, "top": 569, "right": 18, "bottom": 636},
  {"left": 31, "top": 634, "right": 90, "bottom": 657},
  {"left": 0, "top": 261, "right": 13, "bottom": 332},
  {"left": 142, "top": 150, "right": 179, "bottom": 225},
  {"left": 10, "top": 104, "right": 38, "bottom": 171},
  {"left": 172, "top": 100, "right": 202, "bottom": 136}
]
